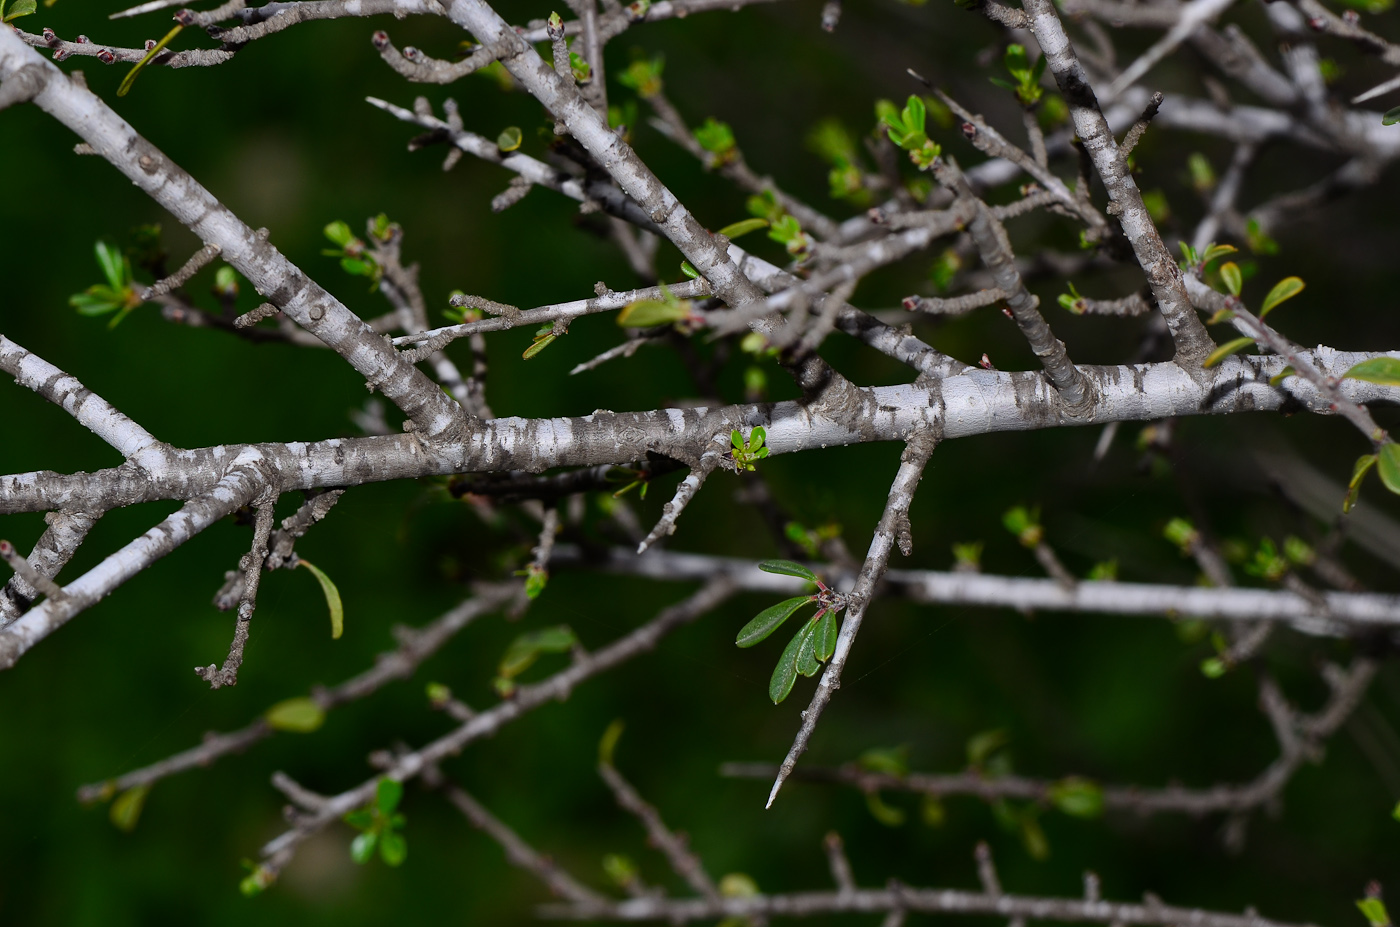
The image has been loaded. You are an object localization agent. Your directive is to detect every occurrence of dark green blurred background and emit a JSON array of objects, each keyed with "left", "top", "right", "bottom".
[{"left": 3, "top": 0, "right": 1400, "bottom": 923}]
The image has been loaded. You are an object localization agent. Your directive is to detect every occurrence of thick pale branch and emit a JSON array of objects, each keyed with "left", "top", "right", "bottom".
[
  {"left": 0, "top": 30, "right": 470, "bottom": 438},
  {"left": 1020, "top": 0, "right": 1217, "bottom": 367}
]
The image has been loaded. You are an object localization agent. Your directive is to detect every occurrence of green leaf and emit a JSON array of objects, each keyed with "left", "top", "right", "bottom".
[
  {"left": 1048, "top": 777, "right": 1103, "bottom": 818},
  {"left": 795, "top": 619, "right": 821, "bottom": 677},
  {"left": 344, "top": 808, "right": 374, "bottom": 830},
  {"left": 1384, "top": 106, "right": 1400, "bottom": 127},
  {"left": 1343, "top": 357, "right": 1400, "bottom": 386},
  {"left": 1200, "top": 656, "right": 1227, "bottom": 678},
  {"left": 340, "top": 257, "right": 374, "bottom": 278},
  {"left": 1219, "top": 261, "right": 1242, "bottom": 297},
  {"left": 814, "top": 609, "right": 836, "bottom": 662},
  {"left": 109, "top": 784, "right": 150, "bottom": 833},
  {"left": 717, "top": 218, "right": 769, "bottom": 240},
  {"left": 967, "top": 728, "right": 1008, "bottom": 767},
  {"left": 1202, "top": 336, "right": 1255, "bottom": 368},
  {"left": 70, "top": 290, "right": 123, "bottom": 316},
  {"left": 2, "top": 0, "right": 36, "bottom": 20},
  {"left": 117, "top": 22, "right": 184, "bottom": 97},
  {"left": 323, "top": 221, "right": 355, "bottom": 247},
  {"left": 379, "top": 830, "right": 407, "bottom": 867},
  {"left": 1200, "top": 243, "right": 1237, "bottom": 267},
  {"left": 616, "top": 298, "right": 689, "bottom": 328},
  {"left": 377, "top": 778, "right": 404, "bottom": 815},
  {"left": 598, "top": 719, "right": 625, "bottom": 767},
  {"left": 719, "top": 873, "right": 759, "bottom": 898},
  {"left": 497, "top": 126, "right": 523, "bottom": 151},
  {"left": 602, "top": 853, "right": 638, "bottom": 887},
  {"left": 735, "top": 595, "right": 813, "bottom": 648},
  {"left": 769, "top": 622, "right": 809, "bottom": 704},
  {"left": 865, "top": 790, "right": 906, "bottom": 826},
  {"left": 1378, "top": 442, "right": 1400, "bottom": 495},
  {"left": 1259, "top": 276, "right": 1304, "bottom": 318},
  {"left": 757, "top": 559, "right": 818, "bottom": 582},
  {"left": 1020, "top": 815, "right": 1050, "bottom": 860},
  {"left": 297, "top": 559, "right": 344, "bottom": 639},
  {"left": 858, "top": 744, "right": 909, "bottom": 777},
  {"left": 1269, "top": 366, "right": 1295, "bottom": 386},
  {"left": 680, "top": 261, "right": 699, "bottom": 279},
  {"left": 94, "top": 240, "right": 126, "bottom": 291},
  {"left": 1357, "top": 897, "right": 1392, "bottom": 927},
  {"left": 749, "top": 427, "right": 766, "bottom": 451},
  {"left": 350, "top": 830, "right": 378, "bottom": 864},
  {"left": 498, "top": 625, "right": 577, "bottom": 679},
  {"left": 523, "top": 331, "right": 557, "bottom": 359},
  {"left": 1393, "top": 799, "right": 1400, "bottom": 821},
  {"left": 921, "top": 793, "right": 946, "bottom": 827},
  {"left": 264, "top": 697, "right": 326, "bottom": 733}
]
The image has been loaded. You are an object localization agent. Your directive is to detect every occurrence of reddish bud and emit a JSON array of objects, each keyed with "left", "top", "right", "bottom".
[
  {"left": 961, "top": 122, "right": 977, "bottom": 138},
  {"left": 0, "top": 540, "right": 13, "bottom": 557},
  {"left": 403, "top": 45, "right": 420, "bottom": 61},
  {"left": 174, "top": 8, "right": 195, "bottom": 25},
  {"left": 97, "top": 48, "right": 116, "bottom": 65},
  {"left": 902, "top": 296, "right": 919, "bottom": 311},
  {"left": 75, "top": 34, "right": 90, "bottom": 43},
  {"left": 979, "top": 353, "right": 994, "bottom": 369},
  {"left": 1307, "top": 16, "right": 1326, "bottom": 29},
  {"left": 371, "top": 30, "right": 390, "bottom": 50},
  {"left": 1002, "top": 307, "right": 1013, "bottom": 319},
  {"left": 1342, "top": 9, "right": 1359, "bottom": 23},
  {"left": 144, "top": 38, "right": 157, "bottom": 51},
  {"left": 53, "top": 48, "right": 70, "bottom": 61},
  {"left": 42, "top": 27, "right": 58, "bottom": 45}
]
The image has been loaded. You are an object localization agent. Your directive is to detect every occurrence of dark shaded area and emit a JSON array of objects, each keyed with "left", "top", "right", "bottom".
[{"left": 2, "top": 0, "right": 1399, "bottom": 925}]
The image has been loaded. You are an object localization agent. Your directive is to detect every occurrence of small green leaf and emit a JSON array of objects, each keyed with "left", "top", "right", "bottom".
[
  {"left": 749, "top": 426, "right": 766, "bottom": 451},
  {"left": 297, "top": 559, "right": 344, "bottom": 639},
  {"left": 344, "top": 808, "right": 374, "bottom": 830},
  {"left": 350, "top": 830, "right": 378, "bottom": 864},
  {"left": 735, "top": 596, "right": 813, "bottom": 648},
  {"left": 379, "top": 831, "right": 407, "bottom": 867},
  {"left": 616, "top": 298, "right": 689, "bottom": 328},
  {"left": 264, "top": 697, "right": 326, "bottom": 733},
  {"left": 1020, "top": 815, "right": 1050, "bottom": 860},
  {"left": 95, "top": 241, "right": 127, "bottom": 291},
  {"left": 598, "top": 719, "right": 625, "bottom": 767},
  {"left": 921, "top": 794, "right": 946, "bottom": 827},
  {"left": 795, "top": 619, "right": 821, "bottom": 677},
  {"left": 865, "top": 790, "right": 906, "bottom": 827},
  {"left": 1357, "top": 897, "right": 1392, "bottom": 927},
  {"left": 858, "top": 744, "right": 909, "bottom": 777},
  {"left": 1048, "top": 777, "right": 1103, "bottom": 818},
  {"left": 1202, "top": 336, "right": 1255, "bottom": 368},
  {"left": 1219, "top": 261, "right": 1242, "bottom": 297},
  {"left": 1343, "top": 357, "right": 1400, "bottom": 386},
  {"left": 1200, "top": 656, "right": 1227, "bottom": 678},
  {"left": 967, "top": 729, "right": 1008, "bottom": 767},
  {"left": 768, "top": 623, "right": 808, "bottom": 704},
  {"left": 717, "top": 218, "right": 769, "bottom": 240},
  {"left": 602, "top": 853, "right": 638, "bottom": 887},
  {"left": 523, "top": 331, "right": 557, "bottom": 360},
  {"left": 377, "top": 778, "right": 404, "bottom": 815},
  {"left": 117, "top": 22, "right": 183, "bottom": 97},
  {"left": 1377, "top": 442, "right": 1400, "bottom": 495},
  {"left": 340, "top": 257, "right": 373, "bottom": 277},
  {"left": 323, "top": 221, "right": 355, "bottom": 248},
  {"left": 1384, "top": 106, "right": 1400, "bottom": 127},
  {"left": 1200, "top": 243, "right": 1237, "bottom": 267},
  {"left": 1259, "top": 276, "right": 1304, "bottom": 317},
  {"left": 498, "top": 625, "right": 577, "bottom": 679},
  {"left": 2, "top": 0, "right": 37, "bottom": 20},
  {"left": 497, "top": 126, "right": 523, "bottom": 151},
  {"left": 757, "top": 559, "right": 818, "bottom": 582},
  {"left": 1392, "top": 799, "right": 1400, "bottom": 821},
  {"left": 814, "top": 609, "right": 836, "bottom": 662},
  {"left": 680, "top": 261, "right": 699, "bottom": 279},
  {"left": 109, "top": 784, "right": 150, "bottom": 833},
  {"left": 719, "top": 873, "right": 759, "bottom": 898}
]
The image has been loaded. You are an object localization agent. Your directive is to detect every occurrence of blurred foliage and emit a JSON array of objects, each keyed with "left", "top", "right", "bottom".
[{"left": 2, "top": 1, "right": 1400, "bottom": 925}]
